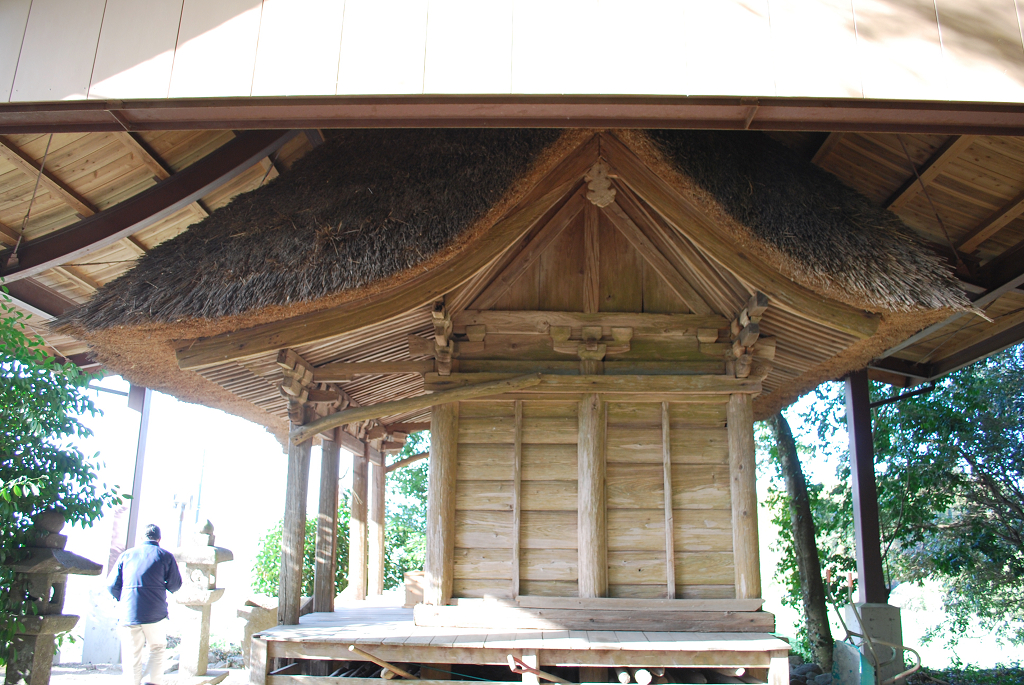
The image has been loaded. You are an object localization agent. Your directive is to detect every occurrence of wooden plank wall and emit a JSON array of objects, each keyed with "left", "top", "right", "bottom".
[
  {"left": 453, "top": 399, "right": 579, "bottom": 599},
  {"left": 606, "top": 400, "right": 734, "bottom": 600},
  {"left": 9, "top": 0, "right": 1024, "bottom": 104}
]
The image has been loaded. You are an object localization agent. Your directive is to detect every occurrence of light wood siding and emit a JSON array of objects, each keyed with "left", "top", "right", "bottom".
[
  {"left": 606, "top": 401, "right": 735, "bottom": 599},
  {"left": 453, "top": 399, "right": 579, "bottom": 599}
]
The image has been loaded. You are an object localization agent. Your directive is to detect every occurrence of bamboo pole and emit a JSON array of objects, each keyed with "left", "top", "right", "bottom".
[
  {"left": 727, "top": 393, "right": 761, "bottom": 599},
  {"left": 577, "top": 393, "right": 607, "bottom": 598},
  {"left": 312, "top": 436, "right": 340, "bottom": 612},
  {"left": 292, "top": 374, "right": 542, "bottom": 444},
  {"left": 424, "top": 402, "right": 459, "bottom": 605}
]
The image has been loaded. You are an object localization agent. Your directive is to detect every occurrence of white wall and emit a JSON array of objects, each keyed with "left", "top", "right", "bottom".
[{"left": 4, "top": 0, "right": 1024, "bottom": 103}]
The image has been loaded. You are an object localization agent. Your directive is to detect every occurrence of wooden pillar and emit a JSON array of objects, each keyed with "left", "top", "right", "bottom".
[
  {"left": 577, "top": 393, "right": 607, "bottom": 598},
  {"left": 312, "top": 436, "right": 340, "bottom": 613},
  {"left": 845, "top": 369, "right": 888, "bottom": 604},
  {"left": 727, "top": 393, "right": 761, "bottom": 599},
  {"left": 424, "top": 402, "right": 459, "bottom": 605},
  {"left": 368, "top": 444, "right": 386, "bottom": 596},
  {"left": 348, "top": 442, "right": 369, "bottom": 600},
  {"left": 661, "top": 401, "right": 676, "bottom": 599},
  {"left": 278, "top": 427, "right": 312, "bottom": 625}
]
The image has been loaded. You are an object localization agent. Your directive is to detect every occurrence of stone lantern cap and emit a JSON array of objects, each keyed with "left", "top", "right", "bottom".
[
  {"left": 172, "top": 520, "right": 234, "bottom": 565},
  {"left": 5, "top": 509, "right": 101, "bottom": 576}
]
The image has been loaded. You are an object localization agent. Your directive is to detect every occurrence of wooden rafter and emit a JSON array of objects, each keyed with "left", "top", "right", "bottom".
[
  {"left": 176, "top": 176, "right": 582, "bottom": 370},
  {"left": 0, "top": 136, "right": 98, "bottom": 217},
  {"left": 115, "top": 131, "right": 210, "bottom": 218},
  {"left": 313, "top": 361, "right": 434, "bottom": 382},
  {"left": 1, "top": 130, "right": 300, "bottom": 282},
  {"left": 885, "top": 135, "right": 975, "bottom": 211},
  {"left": 956, "top": 188, "right": 1024, "bottom": 254},
  {"left": 810, "top": 132, "right": 844, "bottom": 166},
  {"left": 53, "top": 265, "right": 100, "bottom": 292}
]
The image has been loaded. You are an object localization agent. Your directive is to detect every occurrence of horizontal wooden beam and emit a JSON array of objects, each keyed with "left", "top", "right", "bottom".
[
  {"left": 291, "top": 374, "right": 543, "bottom": 445},
  {"left": 176, "top": 178, "right": 577, "bottom": 370},
  {"left": 885, "top": 135, "right": 975, "bottom": 211},
  {"left": 514, "top": 595, "right": 764, "bottom": 612},
  {"left": 4, "top": 277, "right": 79, "bottom": 318},
  {"left": 385, "top": 422, "right": 430, "bottom": 433},
  {"left": 8, "top": 96, "right": 1024, "bottom": 135},
  {"left": 386, "top": 451, "right": 428, "bottom": 472},
  {"left": 0, "top": 135, "right": 98, "bottom": 217},
  {"left": 1, "top": 130, "right": 300, "bottom": 282},
  {"left": 452, "top": 310, "right": 728, "bottom": 336},
  {"left": 930, "top": 318, "right": 1024, "bottom": 378},
  {"left": 312, "top": 360, "right": 434, "bottom": 382},
  {"left": 423, "top": 373, "right": 761, "bottom": 395}
]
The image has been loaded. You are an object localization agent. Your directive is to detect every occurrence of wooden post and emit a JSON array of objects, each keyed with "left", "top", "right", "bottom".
[
  {"left": 312, "top": 436, "right": 340, "bottom": 613},
  {"left": 845, "top": 369, "right": 888, "bottom": 604},
  {"left": 348, "top": 442, "right": 369, "bottom": 601},
  {"left": 248, "top": 636, "right": 268, "bottom": 685},
  {"left": 512, "top": 400, "right": 523, "bottom": 598},
  {"left": 278, "top": 421, "right": 312, "bottom": 625},
  {"left": 727, "top": 393, "right": 761, "bottom": 599},
  {"left": 661, "top": 401, "right": 676, "bottom": 599},
  {"left": 577, "top": 393, "right": 607, "bottom": 598},
  {"left": 368, "top": 443, "right": 386, "bottom": 596},
  {"left": 425, "top": 402, "right": 459, "bottom": 605}
]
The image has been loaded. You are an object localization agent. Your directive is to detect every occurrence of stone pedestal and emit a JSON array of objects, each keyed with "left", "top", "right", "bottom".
[
  {"left": 172, "top": 522, "right": 232, "bottom": 681},
  {"left": 4, "top": 510, "right": 102, "bottom": 685},
  {"left": 237, "top": 598, "right": 278, "bottom": 669},
  {"left": 844, "top": 603, "right": 904, "bottom": 684}
]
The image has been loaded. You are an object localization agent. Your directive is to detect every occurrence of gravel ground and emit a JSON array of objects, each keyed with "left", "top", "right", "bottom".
[{"left": 50, "top": 664, "right": 249, "bottom": 685}]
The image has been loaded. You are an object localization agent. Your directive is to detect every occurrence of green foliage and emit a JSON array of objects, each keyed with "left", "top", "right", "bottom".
[
  {"left": 384, "top": 431, "right": 429, "bottom": 590},
  {"left": 798, "top": 345, "right": 1024, "bottom": 646},
  {"left": 250, "top": 492, "right": 350, "bottom": 597},
  {"left": 1, "top": 285, "right": 122, "bottom": 665},
  {"left": 908, "top": 663, "right": 1024, "bottom": 685}
]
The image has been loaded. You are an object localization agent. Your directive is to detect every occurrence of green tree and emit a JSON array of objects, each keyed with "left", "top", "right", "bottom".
[
  {"left": 383, "top": 431, "right": 429, "bottom": 589},
  {"left": 1, "top": 286, "right": 122, "bottom": 665},
  {"left": 250, "top": 492, "right": 350, "bottom": 597},
  {"left": 794, "top": 345, "right": 1024, "bottom": 646}
]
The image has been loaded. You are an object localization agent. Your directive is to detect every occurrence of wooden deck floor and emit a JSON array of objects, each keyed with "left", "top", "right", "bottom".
[{"left": 254, "top": 595, "right": 790, "bottom": 674}]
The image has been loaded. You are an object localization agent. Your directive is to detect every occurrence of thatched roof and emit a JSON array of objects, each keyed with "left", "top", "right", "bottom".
[{"left": 62, "top": 129, "right": 966, "bottom": 334}]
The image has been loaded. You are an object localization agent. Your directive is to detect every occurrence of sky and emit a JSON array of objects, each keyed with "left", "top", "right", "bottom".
[{"left": 54, "top": 375, "right": 1024, "bottom": 668}]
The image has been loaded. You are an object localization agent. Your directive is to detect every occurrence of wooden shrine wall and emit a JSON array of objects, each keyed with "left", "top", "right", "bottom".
[{"left": 452, "top": 395, "right": 735, "bottom": 602}]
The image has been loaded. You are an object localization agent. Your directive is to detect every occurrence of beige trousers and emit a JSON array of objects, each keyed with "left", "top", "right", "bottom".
[{"left": 119, "top": 619, "right": 167, "bottom": 685}]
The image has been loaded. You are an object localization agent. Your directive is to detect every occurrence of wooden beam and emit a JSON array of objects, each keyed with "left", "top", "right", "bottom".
[
  {"left": 424, "top": 402, "right": 458, "bottom": 606},
  {"left": 599, "top": 133, "right": 880, "bottom": 340},
  {"left": 312, "top": 361, "right": 434, "bottom": 382},
  {"left": 810, "top": 132, "right": 844, "bottom": 166},
  {"left": 3, "top": 277, "right": 79, "bottom": 319},
  {"left": 929, "top": 318, "right": 1024, "bottom": 378},
  {"left": 348, "top": 444, "right": 369, "bottom": 601},
  {"left": 727, "top": 393, "right": 760, "bottom": 600},
  {"left": 385, "top": 422, "right": 430, "bottom": 434},
  {"left": 661, "top": 401, "right": 676, "bottom": 599},
  {"left": 471, "top": 190, "right": 585, "bottom": 311},
  {"left": 115, "top": 131, "right": 211, "bottom": 218},
  {"left": 368, "top": 452, "right": 386, "bottom": 596},
  {"left": 53, "top": 265, "right": 100, "bottom": 291},
  {"left": 312, "top": 437, "right": 340, "bottom": 613},
  {"left": 278, "top": 420, "right": 312, "bottom": 625},
  {"left": 423, "top": 373, "right": 761, "bottom": 396},
  {"left": 176, "top": 178, "right": 579, "bottom": 370},
  {"left": 603, "top": 200, "right": 712, "bottom": 315},
  {"left": 2, "top": 130, "right": 300, "bottom": 282},
  {"left": 515, "top": 596, "right": 764, "bottom": 611},
  {"left": 577, "top": 393, "right": 607, "bottom": 598},
  {"left": 885, "top": 135, "right": 975, "bottom": 211},
  {"left": 385, "top": 451, "right": 428, "bottom": 473},
  {"left": 0, "top": 135, "right": 98, "bottom": 217},
  {"left": 452, "top": 310, "right": 729, "bottom": 335},
  {"left": 291, "top": 374, "right": 543, "bottom": 445},
  {"left": 956, "top": 188, "right": 1024, "bottom": 254}
]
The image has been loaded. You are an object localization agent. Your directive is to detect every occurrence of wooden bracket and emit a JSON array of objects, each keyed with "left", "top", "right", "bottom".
[
  {"left": 550, "top": 326, "right": 633, "bottom": 360},
  {"left": 432, "top": 300, "right": 453, "bottom": 376},
  {"left": 728, "top": 292, "right": 772, "bottom": 379}
]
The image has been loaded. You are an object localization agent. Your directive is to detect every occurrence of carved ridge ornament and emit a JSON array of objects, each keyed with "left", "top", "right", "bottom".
[{"left": 585, "top": 162, "right": 616, "bottom": 207}]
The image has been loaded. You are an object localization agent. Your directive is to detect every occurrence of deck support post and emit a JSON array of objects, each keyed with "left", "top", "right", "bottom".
[
  {"left": 348, "top": 442, "right": 369, "bottom": 600},
  {"left": 368, "top": 443, "right": 386, "bottom": 596},
  {"left": 279, "top": 414, "right": 312, "bottom": 625},
  {"left": 313, "top": 434, "right": 341, "bottom": 613},
  {"left": 425, "top": 402, "right": 458, "bottom": 605},
  {"left": 578, "top": 393, "right": 607, "bottom": 598},
  {"left": 727, "top": 393, "right": 761, "bottom": 599}
]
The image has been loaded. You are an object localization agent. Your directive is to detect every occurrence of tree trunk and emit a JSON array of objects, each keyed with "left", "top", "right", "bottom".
[{"left": 769, "top": 412, "right": 833, "bottom": 672}]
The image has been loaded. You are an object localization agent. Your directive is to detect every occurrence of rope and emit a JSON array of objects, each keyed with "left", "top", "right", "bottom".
[{"left": 11, "top": 134, "right": 54, "bottom": 263}]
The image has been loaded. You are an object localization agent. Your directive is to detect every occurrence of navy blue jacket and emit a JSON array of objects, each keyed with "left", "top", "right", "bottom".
[{"left": 107, "top": 541, "right": 183, "bottom": 625}]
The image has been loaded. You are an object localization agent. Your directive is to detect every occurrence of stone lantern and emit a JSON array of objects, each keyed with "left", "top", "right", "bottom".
[
  {"left": 172, "top": 521, "right": 233, "bottom": 681},
  {"left": 4, "top": 509, "right": 102, "bottom": 685}
]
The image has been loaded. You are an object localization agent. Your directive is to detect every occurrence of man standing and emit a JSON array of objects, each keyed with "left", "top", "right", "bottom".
[{"left": 108, "top": 524, "right": 182, "bottom": 685}]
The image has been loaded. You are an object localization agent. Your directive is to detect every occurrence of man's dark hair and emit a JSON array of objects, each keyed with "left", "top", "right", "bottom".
[{"left": 144, "top": 524, "right": 161, "bottom": 541}]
